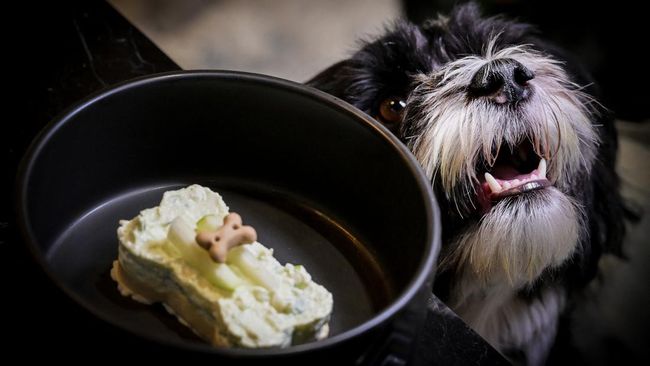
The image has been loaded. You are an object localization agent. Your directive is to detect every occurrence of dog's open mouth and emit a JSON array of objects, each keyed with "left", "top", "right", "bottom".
[{"left": 477, "top": 139, "right": 551, "bottom": 211}]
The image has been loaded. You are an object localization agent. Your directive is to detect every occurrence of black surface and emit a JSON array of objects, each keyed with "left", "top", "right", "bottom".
[
  {"left": 3, "top": 0, "right": 179, "bottom": 362},
  {"left": 3, "top": 1, "right": 508, "bottom": 364},
  {"left": 411, "top": 297, "right": 510, "bottom": 366}
]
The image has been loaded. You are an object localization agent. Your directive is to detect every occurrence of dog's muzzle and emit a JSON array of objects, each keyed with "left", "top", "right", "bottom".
[
  {"left": 406, "top": 44, "right": 598, "bottom": 219},
  {"left": 466, "top": 58, "right": 553, "bottom": 212}
]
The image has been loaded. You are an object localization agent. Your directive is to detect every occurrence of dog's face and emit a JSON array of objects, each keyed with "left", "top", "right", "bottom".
[{"left": 309, "top": 3, "right": 620, "bottom": 291}]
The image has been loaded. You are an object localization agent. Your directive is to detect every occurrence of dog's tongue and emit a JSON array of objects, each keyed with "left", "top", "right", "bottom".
[{"left": 491, "top": 164, "right": 520, "bottom": 180}]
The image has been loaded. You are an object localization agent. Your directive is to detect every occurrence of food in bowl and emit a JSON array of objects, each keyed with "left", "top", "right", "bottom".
[{"left": 110, "top": 184, "right": 333, "bottom": 348}]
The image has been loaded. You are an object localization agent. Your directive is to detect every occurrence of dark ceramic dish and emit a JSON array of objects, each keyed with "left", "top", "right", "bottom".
[{"left": 16, "top": 71, "right": 440, "bottom": 363}]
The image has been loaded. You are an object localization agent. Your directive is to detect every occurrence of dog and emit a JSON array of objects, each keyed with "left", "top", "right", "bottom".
[{"left": 308, "top": 3, "right": 624, "bottom": 365}]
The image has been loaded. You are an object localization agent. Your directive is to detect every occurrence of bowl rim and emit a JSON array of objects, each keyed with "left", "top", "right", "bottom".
[{"left": 15, "top": 70, "right": 440, "bottom": 357}]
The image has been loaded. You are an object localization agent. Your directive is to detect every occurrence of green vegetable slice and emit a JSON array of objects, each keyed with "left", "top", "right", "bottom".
[
  {"left": 167, "top": 215, "right": 243, "bottom": 291},
  {"left": 227, "top": 246, "right": 281, "bottom": 291},
  {"left": 196, "top": 214, "right": 221, "bottom": 232}
]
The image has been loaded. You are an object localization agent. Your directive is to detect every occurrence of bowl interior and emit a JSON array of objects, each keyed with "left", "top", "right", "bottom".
[{"left": 19, "top": 71, "right": 436, "bottom": 353}]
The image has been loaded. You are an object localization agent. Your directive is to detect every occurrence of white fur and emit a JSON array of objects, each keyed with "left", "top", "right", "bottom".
[
  {"left": 440, "top": 188, "right": 585, "bottom": 285},
  {"left": 450, "top": 274, "right": 566, "bottom": 366},
  {"left": 440, "top": 189, "right": 582, "bottom": 364}
]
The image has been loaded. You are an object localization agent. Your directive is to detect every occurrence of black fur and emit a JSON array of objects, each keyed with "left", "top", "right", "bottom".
[{"left": 308, "top": 2, "right": 625, "bottom": 362}]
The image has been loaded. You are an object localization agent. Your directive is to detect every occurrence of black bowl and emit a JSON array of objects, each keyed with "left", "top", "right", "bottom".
[{"left": 17, "top": 71, "right": 440, "bottom": 363}]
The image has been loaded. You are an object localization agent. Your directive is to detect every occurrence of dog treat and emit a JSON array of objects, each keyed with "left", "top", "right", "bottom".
[
  {"left": 111, "top": 184, "right": 333, "bottom": 348},
  {"left": 196, "top": 213, "right": 257, "bottom": 263}
]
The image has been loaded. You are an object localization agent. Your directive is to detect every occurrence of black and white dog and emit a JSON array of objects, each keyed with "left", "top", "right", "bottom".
[{"left": 308, "top": 3, "right": 624, "bottom": 365}]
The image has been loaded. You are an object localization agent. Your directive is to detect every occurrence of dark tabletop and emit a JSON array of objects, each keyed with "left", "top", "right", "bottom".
[{"left": 2, "top": 1, "right": 507, "bottom": 364}]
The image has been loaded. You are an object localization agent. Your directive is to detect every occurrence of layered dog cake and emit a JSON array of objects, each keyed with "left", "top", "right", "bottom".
[{"left": 111, "top": 184, "right": 333, "bottom": 348}]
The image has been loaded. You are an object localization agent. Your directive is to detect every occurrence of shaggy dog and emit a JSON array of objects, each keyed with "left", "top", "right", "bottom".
[{"left": 308, "top": 3, "right": 624, "bottom": 365}]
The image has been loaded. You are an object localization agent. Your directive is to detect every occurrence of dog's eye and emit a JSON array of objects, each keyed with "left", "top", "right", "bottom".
[{"left": 377, "top": 97, "right": 406, "bottom": 128}]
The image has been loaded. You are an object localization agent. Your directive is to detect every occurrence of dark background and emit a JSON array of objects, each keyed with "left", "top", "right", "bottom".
[{"left": 404, "top": 0, "right": 648, "bottom": 122}]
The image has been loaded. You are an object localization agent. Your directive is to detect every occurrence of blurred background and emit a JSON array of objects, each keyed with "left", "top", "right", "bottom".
[
  {"left": 109, "top": 0, "right": 647, "bottom": 122},
  {"left": 109, "top": 0, "right": 399, "bottom": 83},
  {"left": 107, "top": 0, "right": 649, "bottom": 364}
]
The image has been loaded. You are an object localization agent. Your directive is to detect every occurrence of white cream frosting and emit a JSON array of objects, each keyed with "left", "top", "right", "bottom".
[{"left": 113, "top": 184, "right": 333, "bottom": 348}]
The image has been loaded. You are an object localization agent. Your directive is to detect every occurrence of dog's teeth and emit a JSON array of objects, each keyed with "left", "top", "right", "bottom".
[
  {"left": 484, "top": 172, "right": 502, "bottom": 193},
  {"left": 502, "top": 181, "right": 512, "bottom": 189},
  {"left": 513, "top": 179, "right": 520, "bottom": 186},
  {"left": 531, "top": 174, "right": 538, "bottom": 179},
  {"left": 538, "top": 158, "right": 547, "bottom": 179}
]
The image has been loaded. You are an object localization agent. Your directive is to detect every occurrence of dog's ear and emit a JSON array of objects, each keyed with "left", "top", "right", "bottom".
[
  {"left": 307, "top": 58, "right": 378, "bottom": 115},
  {"left": 563, "top": 111, "right": 625, "bottom": 290},
  {"left": 306, "top": 59, "right": 356, "bottom": 101}
]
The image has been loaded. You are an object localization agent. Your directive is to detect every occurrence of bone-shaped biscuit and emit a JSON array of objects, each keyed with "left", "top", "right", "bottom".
[{"left": 195, "top": 212, "right": 257, "bottom": 263}]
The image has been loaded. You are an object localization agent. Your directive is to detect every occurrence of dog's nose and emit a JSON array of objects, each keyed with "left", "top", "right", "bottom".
[{"left": 469, "top": 58, "right": 534, "bottom": 104}]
